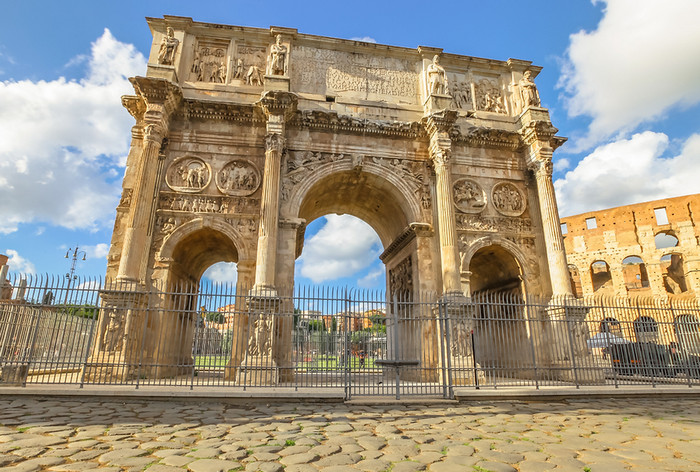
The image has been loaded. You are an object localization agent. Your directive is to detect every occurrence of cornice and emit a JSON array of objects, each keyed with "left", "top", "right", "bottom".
[
  {"left": 179, "top": 99, "right": 263, "bottom": 123},
  {"left": 451, "top": 126, "right": 522, "bottom": 151},
  {"left": 130, "top": 76, "right": 183, "bottom": 115},
  {"left": 290, "top": 110, "right": 427, "bottom": 139}
]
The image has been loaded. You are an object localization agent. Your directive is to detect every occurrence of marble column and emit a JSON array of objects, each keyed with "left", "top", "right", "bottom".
[
  {"left": 252, "top": 91, "right": 297, "bottom": 294},
  {"left": 117, "top": 121, "right": 166, "bottom": 282},
  {"left": 423, "top": 111, "right": 462, "bottom": 296},
  {"left": 530, "top": 158, "right": 573, "bottom": 296}
]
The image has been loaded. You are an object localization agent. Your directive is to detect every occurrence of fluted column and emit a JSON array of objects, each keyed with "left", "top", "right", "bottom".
[
  {"left": 530, "top": 158, "right": 572, "bottom": 296},
  {"left": 253, "top": 91, "right": 298, "bottom": 294},
  {"left": 423, "top": 111, "right": 461, "bottom": 295}
]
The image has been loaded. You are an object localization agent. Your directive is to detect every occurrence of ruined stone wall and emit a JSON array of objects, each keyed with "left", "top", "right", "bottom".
[{"left": 561, "top": 194, "right": 700, "bottom": 299}]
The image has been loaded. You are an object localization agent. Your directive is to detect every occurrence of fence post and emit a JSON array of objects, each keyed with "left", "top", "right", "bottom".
[
  {"left": 563, "top": 296, "right": 580, "bottom": 388},
  {"left": 79, "top": 305, "right": 100, "bottom": 389},
  {"left": 344, "top": 287, "right": 351, "bottom": 400},
  {"left": 22, "top": 307, "right": 43, "bottom": 387},
  {"left": 526, "top": 296, "right": 539, "bottom": 390}
]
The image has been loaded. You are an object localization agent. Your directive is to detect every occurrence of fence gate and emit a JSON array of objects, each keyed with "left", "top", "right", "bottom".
[{"left": 344, "top": 294, "right": 450, "bottom": 400}]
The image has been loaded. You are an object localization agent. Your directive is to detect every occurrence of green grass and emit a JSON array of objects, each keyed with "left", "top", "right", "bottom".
[
  {"left": 297, "top": 355, "right": 378, "bottom": 370},
  {"left": 195, "top": 356, "right": 229, "bottom": 368},
  {"left": 285, "top": 439, "right": 296, "bottom": 446}
]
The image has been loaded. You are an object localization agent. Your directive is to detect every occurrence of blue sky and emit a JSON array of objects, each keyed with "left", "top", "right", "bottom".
[{"left": 1, "top": 0, "right": 699, "bottom": 289}]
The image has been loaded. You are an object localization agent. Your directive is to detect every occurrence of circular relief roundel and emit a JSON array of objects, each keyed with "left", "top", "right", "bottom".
[
  {"left": 453, "top": 178, "right": 487, "bottom": 214},
  {"left": 165, "top": 156, "right": 211, "bottom": 193},
  {"left": 491, "top": 181, "right": 526, "bottom": 216},
  {"left": 216, "top": 160, "right": 261, "bottom": 196}
]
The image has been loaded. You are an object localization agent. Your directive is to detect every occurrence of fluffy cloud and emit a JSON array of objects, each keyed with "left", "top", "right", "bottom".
[
  {"left": 554, "top": 131, "right": 700, "bottom": 216},
  {"left": 357, "top": 264, "right": 385, "bottom": 289},
  {"left": 84, "top": 243, "right": 109, "bottom": 259},
  {"left": 0, "top": 29, "right": 146, "bottom": 234},
  {"left": 203, "top": 262, "right": 239, "bottom": 285},
  {"left": 5, "top": 249, "right": 36, "bottom": 274},
  {"left": 298, "top": 215, "right": 382, "bottom": 284},
  {"left": 559, "top": 0, "right": 700, "bottom": 148}
]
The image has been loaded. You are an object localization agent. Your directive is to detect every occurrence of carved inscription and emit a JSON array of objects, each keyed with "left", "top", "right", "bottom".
[
  {"left": 492, "top": 182, "right": 526, "bottom": 216},
  {"left": 291, "top": 46, "right": 418, "bottom": 97},
  {"left": 166, "top": 157, "right": 210, "bottom": 193},
  {"left": 453, "top": 179, "right": 486, "bottom": 213},
  {"left": 216, "top": 160, "right": 261, "bottom": 196}
]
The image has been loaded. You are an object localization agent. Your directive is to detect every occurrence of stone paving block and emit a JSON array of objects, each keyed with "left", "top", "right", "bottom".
[
  {"left": 390, "top": 460, "right": 426, "bottom": 472},
  {"left": 517, "top": 459, "right": 556, "bottom": 471},
  {"left": 279, "top": 452, "right": 320, "bottom": 465},
  {"left": 187, "top": 458, "right": 241, "bottom": 472},
  {"left": 162, "top": 454, "right": 196, "bottom": 466},
  {"left": 144, "top": 465, "right": 186, "bottom": 472},
  {"left": 474, "top": 460, "right": 518, "bottom": 472},
  {"left": 314, "top": 452, "right": 361, "bottom": 467}
]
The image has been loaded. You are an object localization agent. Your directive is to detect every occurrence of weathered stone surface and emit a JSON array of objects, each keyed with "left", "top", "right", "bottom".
[{"left": 187, "top": 458, "right": 241, "bottom": 472}]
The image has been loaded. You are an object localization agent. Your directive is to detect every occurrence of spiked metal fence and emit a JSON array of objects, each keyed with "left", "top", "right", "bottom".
[{"left": 1, "top": 273, "right": 699, "bottom": 398}]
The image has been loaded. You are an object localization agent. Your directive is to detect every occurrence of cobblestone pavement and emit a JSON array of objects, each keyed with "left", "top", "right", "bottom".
[{"left": 1, "top": 397, "right": 700, "bottom": 472}]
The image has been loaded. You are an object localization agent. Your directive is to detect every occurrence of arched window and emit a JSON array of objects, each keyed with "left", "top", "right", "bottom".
[
  {"left": 600, "top": 317, "right": 622, "bottom": 335},
  {"left": 590, "top": 260, "right": 612, "bottom": 293},
  {"left": 655, "top": 231, "right": 679, "bottom": 250},
  {"left": 661, "top": 253, "right": 687, "bottom": 294},
  {"left": 621, "top": 256, "right": 649, "bottom": 291}
]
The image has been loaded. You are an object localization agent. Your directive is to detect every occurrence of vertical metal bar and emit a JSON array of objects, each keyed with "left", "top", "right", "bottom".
[
  {"left": 563, "top": 296, "right": 579, "bottom": 388},
  {"left": 443, "top": 298, "right": 454, "bottom": 399},
  {"left": 22, "top": 307, "right": 43, "bottom": 387},
  {"left": 392, "top": 294, "right": 400, "bottom": 400}
]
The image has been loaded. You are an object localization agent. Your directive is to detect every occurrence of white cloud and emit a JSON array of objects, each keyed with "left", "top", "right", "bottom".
[
  {"left": 203, "top": 262, "right": 238, "bottom": 285},
  {"left": 298, "top": 215, "right": 382, "bottom": 284},
  {"left": 84, "top": 243, "right": 109, "bottom": 259},
  {"left": 350, "top": 36, "right": 377, "bottom": 44},
  {"left": 554, "top": 131, "right": 700, "bottom": 216},
  {"left": 553, "top": 157, "right": 570, "bottom": 173},
  {"left": 357, "top": 265, "right": 384, "bottom": 289},
  {"left": 5, "top": 249, "right": 36, "bottom": 274},
  {"left": 0, "top": 29, "right": 147, "bottom": 234},
  {"left": 559, "top": 0, "right": 700, "bottom": 149}
]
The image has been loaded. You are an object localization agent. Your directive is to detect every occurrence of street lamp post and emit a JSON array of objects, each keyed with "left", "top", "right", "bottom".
[{"left": 64, "top": 246, "right": 86, "bottom": 304}]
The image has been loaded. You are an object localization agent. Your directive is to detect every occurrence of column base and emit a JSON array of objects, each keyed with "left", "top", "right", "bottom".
[{"left": 236, "top": 356, "right": 278, "bottom": 386}]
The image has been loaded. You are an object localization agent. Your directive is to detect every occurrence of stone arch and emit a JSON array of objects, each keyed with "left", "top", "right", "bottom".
[
  {"left": 674, "top": 314, "right": 700, "bottom": 355},
  {"left": 661, "top": 252, "right": 688, "bottom": 294},
  {"left": 655, "top": 230, "right": 679, "bottom": 250},
  {"left": 634, "top": 315, "right": 659, "bottom": 343},
  {"left": 590, "top": 260, "right": 612, "bottom": 293},
  {"left": 157, "top": 217, "right": 251, "bottom": 286},
  {"left": 621, "top": 255, "right": 649, "bottom": 292},
  {"left": 568, "top": 264, "right": 583, "bottom": 298},
  {"left": 284, "top": 160, "right": 423, "bottom": 247},
  {"left": 461, "top": 236, "right": 532, "bottom": 296}
]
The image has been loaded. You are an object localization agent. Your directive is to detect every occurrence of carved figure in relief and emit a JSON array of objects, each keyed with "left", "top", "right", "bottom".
[
  {"left": 162, "top": 217, "right": 176, "bottom": 235},
  {"left": 246, "top": 65, "right": 264, "bottom": 85},
  {"left": 493, "top": 183, "right": 524, "bottom": 214},
  {"left": 102, "top": 308, "right": 124, "bottom": 351},
  {"left": 454, "top": 179, "right": 486, "bottom": 212},
  {"left": 158, "top": 27, "right": 179, "bottom": 65},
  {"left": 248, "top": 314, "right": 272, "bottom": 356},
  {"left": 476, "top": 79, "right": 506, "bottom": 113},
  {"left": 217, "top": 160, "right": 261, "bottom": 196},
  {"left": 427, "top": 55, "right": 448, "bottom": 95},
  {"left": 191, "top": 45, "right": 227, "bottom": 83},
  {"left": 519, "top": 70, "right": 540, "bottom": 109},
  {"left": 233, "top": 58, "right": 244, "bottom": 79},
  {"left": 268, "top": 35, "right": 288, "bottom": 76},
  {"left": 451, "top": 320, "right": 470, "bottom": 357},
  {"left": 451, "top": 82, "right": 472, "bottom": 109}
]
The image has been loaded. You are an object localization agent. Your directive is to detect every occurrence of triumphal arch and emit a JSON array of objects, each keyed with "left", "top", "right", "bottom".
[{"left": 86, "top": 16, "right": 579, "bottom": 384}]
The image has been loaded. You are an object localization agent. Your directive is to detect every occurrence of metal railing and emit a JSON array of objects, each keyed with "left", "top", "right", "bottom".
[{"left": 1, "top": 273, "right": 699, "bottom": 398}]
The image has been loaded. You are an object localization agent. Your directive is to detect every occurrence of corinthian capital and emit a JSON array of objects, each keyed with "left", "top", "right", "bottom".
[
  {"left": 431, "top": 148, "right": 451, "bottom": 169},
  {"left": 264, "top": 133, "right": 286, "bottom": 154},
  {"left": 528, "top": 158, "right": 553, "bottom": 178},
  {"left": 143, "top": 123, "right": 165, "bottom": 145}
]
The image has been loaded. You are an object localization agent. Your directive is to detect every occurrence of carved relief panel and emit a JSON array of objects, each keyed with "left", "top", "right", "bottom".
[
  {"left": 474, "top": 78, "right": 507, "bottom": 114},
  {"left": 450, "top": 79, "right": 473, "bottom": 110},
  {"left": 233, "top": 44, "right": 266, "bottom": 86},
  {"left": 453, "top": 178, "right": 486, "bottom": 213},
  {"left": 389, "top": 256, "right": 413, "bottom": 301},
  {"left": 216, "top": 160, "right": 261, "bottom": 196},
  {"left": 166, "top": 157, "right": 211, "bottom": 193},
  {"left": 491, "top": 182, "right": 526, "bottom": 217},
  {"left": 190, "top": 38, "right": 229, "bottom": 83}
]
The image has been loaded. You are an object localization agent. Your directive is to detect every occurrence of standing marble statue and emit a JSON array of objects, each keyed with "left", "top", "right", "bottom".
[
  {"left": 157, "top": 27, "right": 179, "bottom": 65},
  {"left": 519, "top": 70, "right": 541, "bottom": 109},
  {"left": 427, "top": 54, "right": 448, "bottom": 95},
  {"left": 268, "top": 34, "right": 287, "bottom": 76}
]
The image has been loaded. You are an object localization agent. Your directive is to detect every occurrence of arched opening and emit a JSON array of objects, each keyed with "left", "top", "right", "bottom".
[
  {"left": 655, "top": 231, "right": 679, "bottom": 250},
  {"left": 469, "top": 245, "right": 528, "bottom": 379},
  {"left": 600, "top": 317, "right": 623, "bottom": 336},
  {"left": 674, "top": 314, "right": 700, "bottom": 355},
  {"left": 634, "top": 316, "right": 659, "bottom": 343},
  {"left": 150, "top": 227, "right": 243, "bottom": 379},
  {"left": 621, "top": 256, "right": 649, "bottom": 292},
  {"left": 661, "top": 253, "right": 688, "bottom": 294},
  {"left": 568, "top": 264, "right": 583, "bottom": 298},
  {"left": 292, "top": 169, "right": 433, "bottom": 382},
  {"left": 590, "top": 260, "right": 612, "bottom": 293}
]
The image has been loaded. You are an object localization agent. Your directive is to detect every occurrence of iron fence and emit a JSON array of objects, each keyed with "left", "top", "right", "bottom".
[{"left": 1, "top": 273, "right": 699, "bottom": 398}]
